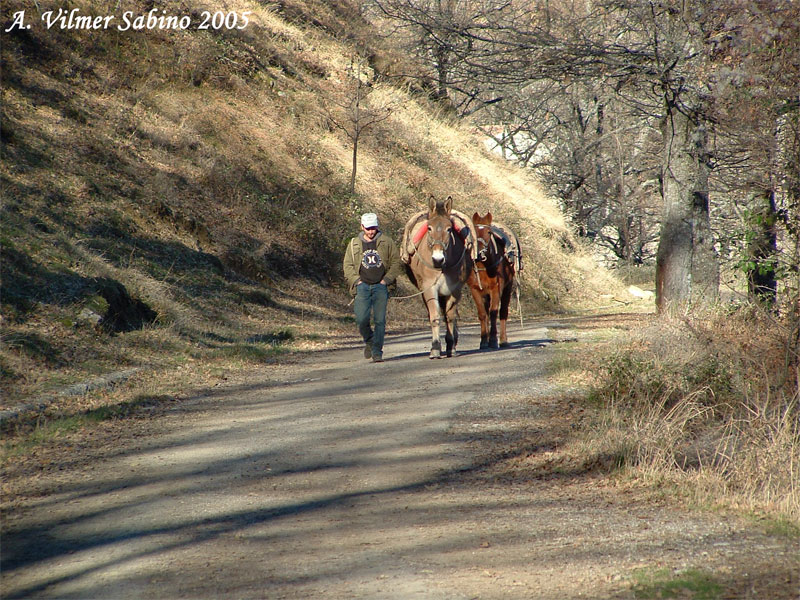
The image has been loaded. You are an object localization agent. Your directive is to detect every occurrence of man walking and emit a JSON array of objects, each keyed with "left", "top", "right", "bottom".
[{"left": 343, "top": 212, "right": 401, "bottom": 362}]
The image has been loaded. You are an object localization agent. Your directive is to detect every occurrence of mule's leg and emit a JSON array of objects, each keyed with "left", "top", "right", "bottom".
[
  {"left": 444, "top": 294, "right": 460, "bottom": 358},
  {"left": 469, "top": 285, "right": 490, "bottom": 349},
  {"left": 483, "top": 295, "right": 493, "bottom": 349},
  {"left": 424, "top": 291, "right": 442, "bottom": 358},
  {"left": 498, "top": 279, "right": 513, "bottom": 347},
  {"left": 488, "top": 286, "right": 500, "bottom": 349}
]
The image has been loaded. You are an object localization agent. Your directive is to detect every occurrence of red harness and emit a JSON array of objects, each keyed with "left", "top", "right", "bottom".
[{"left": 412, "top": 220, "right": 463, "bottom": 245}]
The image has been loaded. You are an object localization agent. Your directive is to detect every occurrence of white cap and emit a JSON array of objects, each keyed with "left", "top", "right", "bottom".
[{"left": 361, "top": 213, "right": 379, "bottom": 228}]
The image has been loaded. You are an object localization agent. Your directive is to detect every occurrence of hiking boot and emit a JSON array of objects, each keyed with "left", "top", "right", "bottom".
[
  {"left": 364, "top": 344, "right": 372, "bottom": 359},
  {"left": 372, "top": 353, "right": 384, "bottom": 363}
]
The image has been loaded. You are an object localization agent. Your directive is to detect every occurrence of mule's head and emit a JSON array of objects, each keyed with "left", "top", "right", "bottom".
[
  {"left": 472, "top": 212, "right": 493, "bottom": 261},
  {"left": 426, "top": 196, "right": 455, "bottom": 268}
]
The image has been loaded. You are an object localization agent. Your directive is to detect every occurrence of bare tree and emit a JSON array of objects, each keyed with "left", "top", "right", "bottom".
[
  {"left": 364, "top": 0, "right": 518, "bottom": 113},
  {"left": 375, "top": 0, "right": 726, "bottom": 308},
  {"left": 480, "top": 77, "right": 662, "bottom": 265},
  {"left": 323, "top": 57, "right": 395, "bottom": 194},
  {"left": 707, "top": 1, "right": 800, "bottom": 312},
  {"left": 369, "top": 0, "right": 800, "bottom": 314}
]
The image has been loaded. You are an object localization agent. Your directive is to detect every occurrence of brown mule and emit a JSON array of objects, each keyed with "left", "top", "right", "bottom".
[
  {"left": 466, "top": 212, "right": 517, "bottom": 349},
  {"left": 403, "top": 196, "right": 474, "bottom": 358}
]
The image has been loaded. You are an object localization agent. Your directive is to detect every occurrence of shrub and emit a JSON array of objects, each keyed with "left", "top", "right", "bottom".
[{"left": 594, "top": 308, "right": 800, "bottom": 522}]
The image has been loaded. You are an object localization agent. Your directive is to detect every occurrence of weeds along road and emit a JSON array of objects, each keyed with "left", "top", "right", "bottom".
[{"left": 2, "top": 320, "right": 797, "bottom": 599}]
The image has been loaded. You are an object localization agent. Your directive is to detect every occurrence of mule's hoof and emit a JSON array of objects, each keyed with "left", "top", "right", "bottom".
[
  {"left": 489, "top": 338, "right": 499, "bottom": 349},
  {"left": 499, "top": 341, "right": 510, "bottom": 348},
  {"left": 479, "top": 341, "right": 489, "bottom": 350}
]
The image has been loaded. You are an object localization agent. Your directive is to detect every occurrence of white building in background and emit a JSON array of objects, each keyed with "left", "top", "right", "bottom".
[{"left": 477, "top": 124, "right": 547, "bottom": 166}]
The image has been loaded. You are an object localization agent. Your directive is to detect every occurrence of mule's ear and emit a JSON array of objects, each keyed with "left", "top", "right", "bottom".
[
  {"left": 472, "top": 212, "right": 480, "bottom": 222},
  {"left": 444, "top": 195, "right": 453, "bottom": 214},
  {"left": 486, "top": 212, "right": 492, "bottom": 223},
  {"left": 428, "top": 195, "right": 437, "bottom": 214}
]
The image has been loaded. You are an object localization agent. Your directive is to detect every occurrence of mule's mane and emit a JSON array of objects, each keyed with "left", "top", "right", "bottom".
[{"left": 429, "top": 202, "right": 449, "bottom": 218}]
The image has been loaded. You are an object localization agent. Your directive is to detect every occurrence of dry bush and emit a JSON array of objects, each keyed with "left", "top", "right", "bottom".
[{"left": 592, "top": 308, "right": 800, "bottom": 522}]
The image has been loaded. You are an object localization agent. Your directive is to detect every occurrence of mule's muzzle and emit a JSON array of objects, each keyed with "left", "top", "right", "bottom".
[{"left": 431, "top": 249, "right": 446, "bottom": 268}]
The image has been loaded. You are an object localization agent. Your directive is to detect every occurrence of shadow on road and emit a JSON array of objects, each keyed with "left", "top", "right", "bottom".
[{"left": 386, "top": 337, "right": 555, "bottom": 361}]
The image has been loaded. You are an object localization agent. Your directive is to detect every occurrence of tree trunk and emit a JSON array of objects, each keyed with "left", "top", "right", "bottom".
[
  {"left": 350, "top": 76, "right": 362, "bottom": 195},
  {"left": 782, "top": 112, "right": 800, "bottom": 387},
  {"left": 655, "top": 103, "right": 719, "bottom": 312},
  {"left": 350, "top": 135, "right": 358, "bottom": 195},
  {"left": 435, "top": 43, "right": 449, "bottom": 100},
  {"left": 745, "top": 189, "right": 779, "bottom": 307}
]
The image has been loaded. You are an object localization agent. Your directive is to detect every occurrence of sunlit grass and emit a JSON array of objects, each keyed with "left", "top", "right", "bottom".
[{"left": 630, "top": 567, "right": 723, "bottom": 600}]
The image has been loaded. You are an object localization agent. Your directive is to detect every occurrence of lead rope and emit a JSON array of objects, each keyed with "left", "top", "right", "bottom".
[
  {"left": 390, "top": 274, "right": 441, "bottom": 301},
  {"left": 347, "top": 273, "right": 442, "bottom": 306}
]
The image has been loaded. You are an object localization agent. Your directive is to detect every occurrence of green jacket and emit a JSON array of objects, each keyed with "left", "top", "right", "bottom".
[{"left": 343, "top": 231, "right": 402, "bottom": 296}]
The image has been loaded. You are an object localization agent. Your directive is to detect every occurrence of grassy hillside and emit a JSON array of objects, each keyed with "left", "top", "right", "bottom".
[{"left": 1, "top": 0, "right": 625, "bottom": 411}]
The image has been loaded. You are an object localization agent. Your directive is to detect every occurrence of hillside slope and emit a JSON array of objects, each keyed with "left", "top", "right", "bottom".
[{"left": 0, "top": 0, "right": 624, "bottom": 407}]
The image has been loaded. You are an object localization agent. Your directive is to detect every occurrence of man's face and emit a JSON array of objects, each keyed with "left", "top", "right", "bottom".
[{"left": 362, "top": 225, "right": 378, "bottom": 241}]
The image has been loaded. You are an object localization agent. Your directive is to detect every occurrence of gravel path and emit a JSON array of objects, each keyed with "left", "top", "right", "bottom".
[{"left": 2, "top": 320, "right": 797, "bottom": 599}]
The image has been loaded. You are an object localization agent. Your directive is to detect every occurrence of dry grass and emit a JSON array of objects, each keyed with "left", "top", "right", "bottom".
[
  {"left": 573, "top": 308, "right": 800, "bottom": 525},
  {"left": 2, "top": 0, "right": 626, "bottom": 417}
]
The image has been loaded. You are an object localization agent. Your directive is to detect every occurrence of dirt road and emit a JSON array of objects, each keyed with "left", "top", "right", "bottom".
[{"left": 2, "top": 320, "right": 798, "bottom": 599}]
